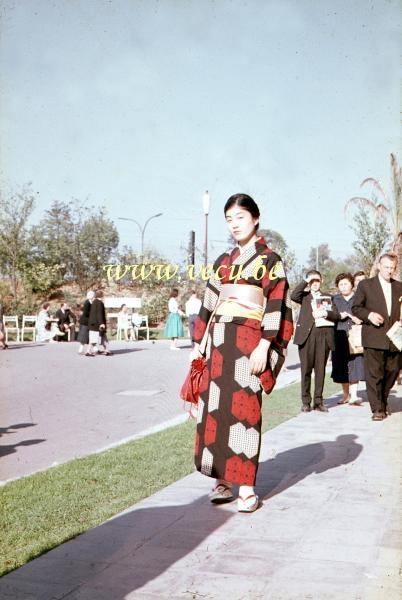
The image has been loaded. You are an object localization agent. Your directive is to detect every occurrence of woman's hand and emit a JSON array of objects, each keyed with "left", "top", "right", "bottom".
[
  {"left": 189, "top": 343, "right": 202, "bottom": 362},
  {"left": 351, "top": 315, "right": 362, "bottom": 325},
  {"left": 249, "top": 339, "right": 270, "bottom": 375}
]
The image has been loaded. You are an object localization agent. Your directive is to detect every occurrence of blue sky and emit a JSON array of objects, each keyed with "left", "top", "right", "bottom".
[{"left": 0, "top": 0, "right": 400, "bottom": 268}]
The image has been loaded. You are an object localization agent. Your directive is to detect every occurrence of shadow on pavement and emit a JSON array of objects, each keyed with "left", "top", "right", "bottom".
[
  {"left": 1, "top": 434, "right": 365, "bottom": 597},
  {"left": 388, "top": 393, "right": 402, "bottom": 413},
  {"left": 0, "top": 438, "right": 46, "bottom": 459},
  {"left": 0, "top": 343, "right": 46, "bottom": 350},
  {"left": 284, "top": 362, "right": 300, "bottom": 370},
  {"left": 0, "top": 423, "right": 37, "bottom": 437},
  {"left": 325, "top": 390, "right": 401, "bottom": 414},
  {"left": 108, "top": 348, "right": 144, "bottom": 355},
  {"left": 256, "top": 434, "right": 363, "bottom": 501}
]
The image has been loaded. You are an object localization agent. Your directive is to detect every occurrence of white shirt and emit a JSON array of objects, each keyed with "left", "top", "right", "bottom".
[
  {"left": 185, "top": 296, "right": 201, "bottom": 317},
  {"left": 378, "top": 274, "right": 392, "bottom": 316},
  {"left": 168, "top": 297, "right": 179, "bottom": 314}
]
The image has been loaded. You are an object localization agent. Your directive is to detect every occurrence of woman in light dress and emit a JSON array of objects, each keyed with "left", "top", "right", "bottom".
[
  {"left": 118, "top": 304, "right": 134, "bottom": 341},
  {"left": 163, "top": 288, "right": 184, "bottom": 350},
  {"left": 36, "top": 302, "right": 63, "bottom": 343}
]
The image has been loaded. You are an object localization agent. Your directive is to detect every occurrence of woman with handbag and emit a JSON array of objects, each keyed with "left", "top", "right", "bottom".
[
  {"left": 331, "top": 273, "right": 365, "bottom": 405},
  {"left": 189, "top": 194, "right": 293, "bottom": 512}
]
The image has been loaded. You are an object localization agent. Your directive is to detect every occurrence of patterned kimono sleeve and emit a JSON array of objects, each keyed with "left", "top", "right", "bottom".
[
  {"left": 260, "top": 253, "right": 294, "bottom": 348},
  {"left": 192, "top": 255, "right": 225, "bottom": 344}
]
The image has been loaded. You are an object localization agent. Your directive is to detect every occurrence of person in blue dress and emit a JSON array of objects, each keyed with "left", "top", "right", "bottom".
[
  {"left": 163, "top": 288, "right": 184, "bottom": 350},
  {"left": 331, "top": 273, "right": 365, "bottom": 405}
]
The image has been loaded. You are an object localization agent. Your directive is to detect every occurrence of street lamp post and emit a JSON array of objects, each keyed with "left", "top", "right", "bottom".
[
  {"left": 118, "top": 213, "right": 163, "bottom": 258},
  {"left": 203, "top": 191, "right": 210, "bottom": 267}
]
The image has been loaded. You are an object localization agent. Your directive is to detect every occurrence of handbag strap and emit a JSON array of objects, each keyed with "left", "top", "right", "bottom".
[{"left": 199, "top": 306, "right": 217, "bottom": 356}]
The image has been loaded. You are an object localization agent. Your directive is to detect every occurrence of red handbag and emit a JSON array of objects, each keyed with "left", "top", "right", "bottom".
[
  {"left": 180, "top": 312, "right": 215, "bottom": 407},
  {"left": 180, "top": 356, "right": 206, "bottom": 405}
]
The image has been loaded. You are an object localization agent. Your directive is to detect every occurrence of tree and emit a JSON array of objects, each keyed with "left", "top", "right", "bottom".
[
  {"left": 72, "top": 207, "right": 119, "bottom": 291},
  {"left": 345, "top": 153, "right": 401, "bottom": 276},
  {"left": 257, "top": 228, "right": 297, "bottom": 275},
  {"left": 29, "top": 200, "right": 119, "bottom": 292},
  {"left": 349, "top": 206, "right": 391, "bottom": 276},
  {"left": 23, "top": 262, "right": 63, "bottom": 294},
  {"left": 304, "top": 244, "right": 362, "bottom": 289},
  {"left": 0, "top": 185, "right": 35, "bottom": 301},
  {"left": 29, "top": 200, "right": 75, "bottom": 284},
  {"left": 306, "top": 243, "right": 337, "bottom": 288}
]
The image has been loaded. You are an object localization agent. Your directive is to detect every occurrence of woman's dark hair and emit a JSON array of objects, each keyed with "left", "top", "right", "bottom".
[
  {"left": 306, "top": 269, "right": 322, "bottom": 280},
  {"left": 335, "top": 272, "right": 354, "bottom": 287},
  {"left": 95, "top": 289, "right": 104, "bottom": 299},
  {"left": 224, "top": 194, "right": 260, "bottom": 231},
  {"left": 42, "top": 302, "right": 50, "bottom": 310},
  {"left": 170, "top": 288, "right": 179, "bottom": 298},
  {"left": 120, "top": 304, "right": 126, "bottom": 310},
  {"left": 353, "top": 271, "right": 366, "bottom": 285}
]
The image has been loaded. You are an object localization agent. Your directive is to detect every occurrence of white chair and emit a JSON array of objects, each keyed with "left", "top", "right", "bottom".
[
  {"left": 137, "top": 315, "right": 150, "bottom": 341},
  {"left": 3, "top": 316, "right": 20, "bottom": 343},
  {"left": 107, "top": 313, "right": 119, "bottom": 338},
  {"left": 21, "top": 315, "right": 37, "bottom": 342}
]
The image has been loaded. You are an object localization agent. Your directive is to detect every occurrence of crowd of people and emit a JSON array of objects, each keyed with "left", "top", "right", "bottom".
[
  {"left": 35, "top": 291, "right": 112, "bottom": 356},
  {"left": 290, "top": 255, "right": 401, "bottom": 421}
]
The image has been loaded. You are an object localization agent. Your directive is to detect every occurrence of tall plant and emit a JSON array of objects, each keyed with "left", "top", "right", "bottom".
[{"left": 345, "top": 153, "right": 402, "bottom": 277}]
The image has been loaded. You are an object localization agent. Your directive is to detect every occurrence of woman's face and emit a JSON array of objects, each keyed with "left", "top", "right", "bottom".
[
  {"left": 225, "top": 206, "right": 258, "bottom": 245},
  {"left": 338, "top": 278, "right": 353, "bottom": 296},
  {"left": 354, "top": 275, "right": 365, "bottom": 287}
]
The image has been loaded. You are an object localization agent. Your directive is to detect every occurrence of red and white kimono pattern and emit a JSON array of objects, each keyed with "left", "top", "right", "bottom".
[{"left": 192, "top": 238, "right": 293, "bottom": 486}]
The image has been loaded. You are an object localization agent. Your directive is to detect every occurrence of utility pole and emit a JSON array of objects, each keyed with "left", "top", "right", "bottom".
[
  {"left": 118, "top": 213, "right": 163, "bottom": 259},
  {"left": 188, "top": 230, "right": 195, "bottom": 265},
  {"left": 203, "top": 191, "right": 210, "bottom": 267}
]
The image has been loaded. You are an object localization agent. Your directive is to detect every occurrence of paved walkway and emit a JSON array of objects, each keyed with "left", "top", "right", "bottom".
[
  {"left": 0, "top": 341, "right": 300, "bottom": 483},
  {"left": 1, "top": 386, "right": 401, "bottom": 599}
]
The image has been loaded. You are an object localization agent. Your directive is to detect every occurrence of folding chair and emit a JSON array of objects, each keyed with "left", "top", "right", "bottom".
[
  {"left": 137, "top": 315, "right": 150, "bottom": 341},
  {"left": 3, "top": 316, "right": 20, "bottom": 343},
  {"left": 21, "top": 315, "right": 37, "bottom": 342}
]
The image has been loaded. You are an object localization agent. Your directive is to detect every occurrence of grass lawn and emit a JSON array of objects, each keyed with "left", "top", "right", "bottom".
[{"left": 0, "top": 376, "right": 340, "bottom": 576}]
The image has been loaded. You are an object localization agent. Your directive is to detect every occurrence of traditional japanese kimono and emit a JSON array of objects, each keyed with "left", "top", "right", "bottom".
[{"left": 192, "top": 237, "right": 293, "bottom": 486}]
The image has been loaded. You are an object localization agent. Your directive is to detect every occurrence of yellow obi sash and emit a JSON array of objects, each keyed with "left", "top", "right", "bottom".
[{"left": 215, "top": 284, "right": 264, "bottom": 321}]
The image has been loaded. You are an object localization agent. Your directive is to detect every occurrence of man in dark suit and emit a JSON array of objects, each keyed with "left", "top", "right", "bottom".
[
  {"left": 352, "top": 253, "right": 402, "bottom": 421},
  {"left": 291, "top": 270, "right": 340, "bottom": 412},
  {"left": 55, "top": 303, "right": 75, "bottom": 342}
]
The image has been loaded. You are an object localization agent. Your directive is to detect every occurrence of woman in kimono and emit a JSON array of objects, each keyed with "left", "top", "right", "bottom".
[{"left": 191, "top": 194, "right": 293, "bottom": 512}]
